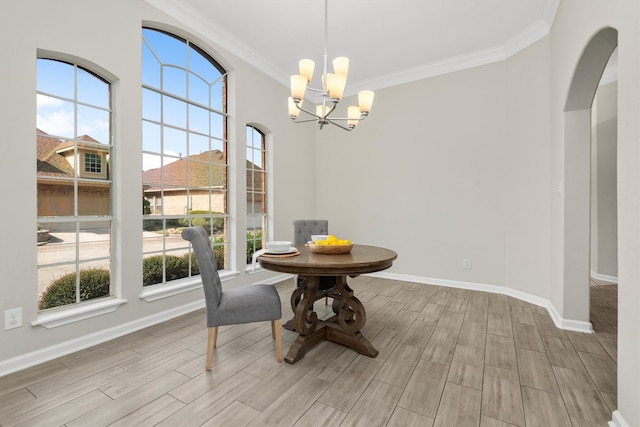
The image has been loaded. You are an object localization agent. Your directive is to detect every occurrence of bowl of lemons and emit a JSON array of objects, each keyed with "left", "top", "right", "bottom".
[{"left": 309, "top": 235, "right": 353, "bottom": 254}]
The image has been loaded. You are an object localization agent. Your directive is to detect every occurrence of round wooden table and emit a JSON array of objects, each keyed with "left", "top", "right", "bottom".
[{"left": 259, "top": 244, "right": 397, "bottom": 363}]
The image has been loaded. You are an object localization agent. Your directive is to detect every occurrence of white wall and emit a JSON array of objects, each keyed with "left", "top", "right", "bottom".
[
  {"left": 0, "top": 0, "right": 315, "bottom": 364},
  {"left": 548, "top": 0, "right": 638, "bottom": 424},
  {"left": 591, "top": 81, "right": 618, "bottom": 279},
  {"left": 315, "top": 63, "right": 509, "bottom": 287}
]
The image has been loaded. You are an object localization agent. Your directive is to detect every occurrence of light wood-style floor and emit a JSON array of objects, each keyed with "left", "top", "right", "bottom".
[{"left": 0, "top": 276, "right": 617, "bottom": 427}]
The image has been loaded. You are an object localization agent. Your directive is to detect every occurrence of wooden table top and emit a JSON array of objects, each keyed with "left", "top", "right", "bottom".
[{"left": 258, "top": 244, "right": 397, "bottom": 276}]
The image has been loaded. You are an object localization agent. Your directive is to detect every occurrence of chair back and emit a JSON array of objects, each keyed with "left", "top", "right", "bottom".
[
  {"left": 181, "top": 226, "right": 222, "bottom": 310},
  {"left": 293, "top": 219, "right": 328, "bottom": 245}
]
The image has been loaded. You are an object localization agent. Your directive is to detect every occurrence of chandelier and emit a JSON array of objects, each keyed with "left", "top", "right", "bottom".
[{"left": 287, "top": 0, "right": 375, "bottom": 131}]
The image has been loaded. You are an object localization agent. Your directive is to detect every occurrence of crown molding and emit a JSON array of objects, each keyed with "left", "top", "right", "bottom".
[
  {"left": 145, "top": 0, "right": 289, "bottom": 81},
  {"left": 147, "top": 0, "right": 559, "bottom": 95}
]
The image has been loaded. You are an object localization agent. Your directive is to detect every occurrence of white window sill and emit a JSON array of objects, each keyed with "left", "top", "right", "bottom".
[
  {"left": 32, "top": 297, "right": 128, "bottom": 329},
  {"left": 245, "top": 265, "right": 265, "bottom": 275},
  {"left": 139, "top": 270, "right": 240, "bottom": 302}
]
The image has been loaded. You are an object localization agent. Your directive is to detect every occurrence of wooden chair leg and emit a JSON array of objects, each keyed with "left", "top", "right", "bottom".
[
  {"left": 272, "top": 319, "right": 283, "bottom": 363},
  {"left": 205, "top": 326, "right": 218, "bottom": 371}
]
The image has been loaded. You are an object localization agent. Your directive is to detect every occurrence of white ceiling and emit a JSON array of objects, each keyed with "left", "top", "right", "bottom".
[{"left": 147, "top": 0, "right": 559, "bottom": 95}]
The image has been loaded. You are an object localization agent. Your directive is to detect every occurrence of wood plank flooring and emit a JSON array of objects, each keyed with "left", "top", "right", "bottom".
[{"left": 0, "top": 277, "right": 618, "bottom": 426}]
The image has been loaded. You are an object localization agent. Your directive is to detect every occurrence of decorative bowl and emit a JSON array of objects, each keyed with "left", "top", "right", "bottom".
[
  {"left": 266, "top": 241, "right": 292, "bottom": 253},
  {"left": 309, "top": 242, "right": 353, "bottom": 254}
]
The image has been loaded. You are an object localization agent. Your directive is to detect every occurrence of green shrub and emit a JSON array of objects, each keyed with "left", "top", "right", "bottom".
[
  {"left": 179, "top": 211, "right": 224, "bottom": 233},
  {"left": 142, "top": 255, "right": 165, "bottom": 286},
  {"left": 39, "top": 268, "right": 110, "bottom": 310},
  {"left": 246, "top": 231, "right": 263, "bottom": 263},
  {"left": 142, "top": 253, "right": 201, "bottom": 286},
  {"left": 212, "top": 237, "right": 225, "bottom": 270}
]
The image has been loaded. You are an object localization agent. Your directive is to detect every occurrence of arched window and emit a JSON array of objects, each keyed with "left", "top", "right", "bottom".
[
  {"left": 141, "top": 28, "right": 228, "bottom": 286},
  {"left": 246, "top": 125, "right": 267, "bottom": 262},
  {"left": 36, "top": 58, "right": 112, "bottom": 310}
]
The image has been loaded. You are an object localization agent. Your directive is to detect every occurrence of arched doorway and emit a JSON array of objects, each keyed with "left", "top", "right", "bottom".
[{"left": 562, "top": 27, "right": 618, "bottom": 327}]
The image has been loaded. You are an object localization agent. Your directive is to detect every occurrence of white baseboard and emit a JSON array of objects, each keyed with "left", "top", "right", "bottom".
[
  {"left": 590, "top": 270, "right": 618, "bottom": 284},
  {"left": 368, "top": 271, "right": 593, "bottom": 333},
  {"left": 0, "top": 271, "right": 595, "bottom": 377},
  {"left": 0, "top": 273, "right": 294, "bottom": 377},
  {"left": 0, "top": 300, "right": 204, "bottom": 377},
  {"left": 609, "top": 410, "right": 631, "bottom": 427}
]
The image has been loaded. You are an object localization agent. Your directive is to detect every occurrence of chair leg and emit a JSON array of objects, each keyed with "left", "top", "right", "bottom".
[
  {"left": 272, "top": 319, "right": 283, "bottom": 363},
  {"left": 205, "top": 326, "right": 218, "bottom": 371}
]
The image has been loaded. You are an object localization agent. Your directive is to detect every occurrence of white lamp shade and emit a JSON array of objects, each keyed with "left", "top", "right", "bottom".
[
  {"left": 288, "top": 97, "right": 300, "bottom": 118},
  {"left": 358, "top": 90, "right": 375, "bottom": 113},
  {"left": 298, "top": 59, "right": 315, "bottom": 83},
  {"left": 321, "top": 73, "right": 334, "bottom": 91},
  {"left": 290, "top": 75, "right": 308, "bottom": 100},
  {"left": 332, "top": 57, "right": 349, "bottom": 78},
  {"left": 328, "top": 74, "right": 346, "bottom": 101},
  {"left": 348, "top": 106, "right": 360, "bottom": 127}
]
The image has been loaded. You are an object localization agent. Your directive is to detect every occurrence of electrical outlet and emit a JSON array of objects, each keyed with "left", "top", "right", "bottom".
[
  {"left": 4, "top": 308, "right": 22, "bottom": 330},
  {"left": 463, "top": 258, "right": 472, "bottom": 269}
]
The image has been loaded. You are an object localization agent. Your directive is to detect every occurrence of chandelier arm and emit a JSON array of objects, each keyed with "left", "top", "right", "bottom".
[
  {"left": 291, "top": 118, "right": 321, "bottom": 124},
  {"left": 327, "top": 119, "right": 353, "bottom": 131},
  {"left": 294, "top": 101, "right": 323, "bottom": 120}
]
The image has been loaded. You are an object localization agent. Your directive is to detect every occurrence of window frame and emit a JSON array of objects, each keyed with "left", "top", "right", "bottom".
[
  {"left": 35, "top": 55, "right": 124, "bottom": 325},
  {"left": 246, "top": 125, "right": 267, "bottom": 267},
  {"left": 140, "top": 27, "right": 230, "bottom": 296}
]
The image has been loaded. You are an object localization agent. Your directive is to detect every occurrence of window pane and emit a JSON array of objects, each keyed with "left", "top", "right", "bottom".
[
  {"left": 142, "top": 154, "right": 162, "bottom": 182},
  {"left": 188, "top": 104, "right": 209, "bottom": 135},
  {"left": 163, "top": 96, "right": 187, "bottom": 128},
  {"left": 163, "top": 127, "right": 187, "bottom": 158},
  {"left": 142, "top": 88, "right": 161, "bottom": 122},
  {"left": 143, "top": 121, "right": 161, "bottom": 153},
  {"left": 37, "top": 96, "right": 75, "bottom": 139},
  {"left": 163, "top": 65, "right": 187, "bottom": 98},
  {"left": 188, "top": 73, "right": 209, "bottom": 106},
  {"left": 142, "top": 40, "right": 161, "bottom": 88},
  {"left": 210, "top": 79, "right": 224, "bottom": 111},
  {"left": 143, "top": 29, "right": 186, "bottom": 67},
  {"left": 210, "top": 137, "right": 224, "bottom": 153},
  {"left": 246, "top": 126, "right": 266, "bottom": 261},
  {"left": 189, "top": 46, "right": 221, "bottom": 83},
  {"left": 210, "top": 113, "right": 224, "bottom": 140},
  {"left": 78, "top": 221, "right": 111, "bottom": 261},
  {"left": 37, "top": 59, "right": 74, "bottom": 98},
  {"left": 37, "top": 222, "right": 77, "bottom": 266},
  {"left": 77, "top": 67, "right": 109, "bottom": 108},
  {"left": 189, "top": 132, "right": 209, "bottom": 155},
  {"left": 78, "top": 182, "right": 111, "bottom": 215},
  {"left": 78, "top": 104, "right": 110, "bottom": 144}
]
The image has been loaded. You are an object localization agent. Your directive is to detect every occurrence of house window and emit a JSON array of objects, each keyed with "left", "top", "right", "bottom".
[
  {"left": 36, "top": 58, "right": 112, "bottom": 310},
  {"left": 84, "top": 152, "right": 102, "bottom": 173},
  {"left": 246, "top": 125, "right": 267, "bottom": 263},
  {"left": 141, "top": 28, "right": 228, "bottom": 286}
]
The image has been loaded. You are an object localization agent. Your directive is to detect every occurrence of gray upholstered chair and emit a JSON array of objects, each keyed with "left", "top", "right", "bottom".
[
  {"left": 181, "top": 226, "right": 282, "bottom": 370},
  {"left": 292, "top": 220, "right": 337, "bottom": 305},
  {"left": 293, "top": 219, "right": 329, "bottom": 245}
]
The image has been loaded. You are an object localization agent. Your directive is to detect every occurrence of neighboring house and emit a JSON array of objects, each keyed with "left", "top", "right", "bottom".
[
  {"left": 36, "top": 129, "right": 110, "bottom": 218},
  {"left": 142, "top": 150, "right": 263, "bottom": 218}
]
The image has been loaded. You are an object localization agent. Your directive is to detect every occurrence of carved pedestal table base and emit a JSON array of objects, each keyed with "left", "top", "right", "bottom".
[
  {"left": 284, "top": 275, "right": 377, "bottom": 364},
  {"left": 257, "top": 244, "right": 397, "bottom": 364}
]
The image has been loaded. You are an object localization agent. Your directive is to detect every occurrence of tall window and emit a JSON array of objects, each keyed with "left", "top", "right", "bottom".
[
  {"left": 141, "top": 28, "right": 228, "bottom": 286},
  {"left": 36, "top": 58, "right": 112, "bottom": 310},
  {"left": 246, "top": 126, "right": 267, "bottom": 262}
]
